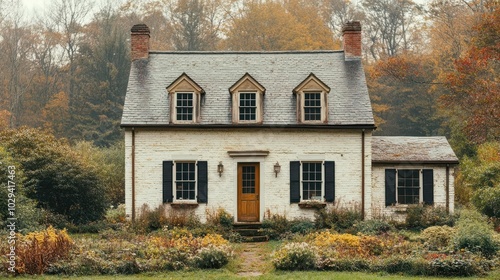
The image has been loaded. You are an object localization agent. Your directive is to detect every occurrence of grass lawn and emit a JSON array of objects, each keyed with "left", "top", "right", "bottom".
[{"left": 11, "top": 270, "right": 500, "bottom": 279}]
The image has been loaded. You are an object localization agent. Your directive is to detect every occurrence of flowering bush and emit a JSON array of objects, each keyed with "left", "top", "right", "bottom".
[
  {"left": 45, "top": 229, "right": 233, "bottom": 275},
  {"left": 420, "top": 225, "right": 455, "bottom": 251},
  {"left": 11, "top": 226, "right": 72, "bottom": 274},
  {"left": 193, "top": 245, "right": 232, "bottom": 268},
  {"left": 306, "top": 232, "right": 385, "bottom": 257},
  {"left": 271, "top": 230, "right": 496, "bottom": 277},
  {"left": 272, "top": 242, "right": 318, "bottom": 270}
]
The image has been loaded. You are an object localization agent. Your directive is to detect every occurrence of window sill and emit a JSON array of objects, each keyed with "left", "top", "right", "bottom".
[
  {"left": 392, "top": 205, "right": 408, "bottom": 213},
  {"left": 298, "top": 201, "right": 327, "bottom": 209},
  {"left": 170, "top": 201, "right": 199, "bottom": 209}
]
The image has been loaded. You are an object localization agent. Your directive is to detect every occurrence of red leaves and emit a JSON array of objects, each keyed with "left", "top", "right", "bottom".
[{"left": 443, "top": 4, "right": 500, "bottom": 144}]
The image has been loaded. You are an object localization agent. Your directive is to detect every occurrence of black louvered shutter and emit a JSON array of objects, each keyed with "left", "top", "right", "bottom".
[
  {"left": 324, "top": 161, "right": 335, "bottom": 202},
  {"left": 197, "top": 161, "right": 208, "bottom": 203},
  {"left": 290, "top": 161, "right": 301, "bottom": 203},
  {"left": 385, "top": 169, "right": 396, "bottom": 206},
  {"left": 423, "top": 169, "right": 434, "bottom": 205},
  {"left": 163, "top": 161, "right": 173, "bottom": 203}
]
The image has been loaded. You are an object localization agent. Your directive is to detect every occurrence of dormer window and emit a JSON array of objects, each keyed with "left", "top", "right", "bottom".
[
  {"left": 176, "top": 92, "right": 194, "bottom": 121},
  {"left": 293, "top": 73, "right": 330, "bottom": 123},
  {"left": 167, "top": 73, "right": 204, "bottom": 124},
  {"left": 229, "top": 73, "right": 265, "bottom": 124},
  {"left": 239, "top": 92, "right": 257, "bottom": 121}
]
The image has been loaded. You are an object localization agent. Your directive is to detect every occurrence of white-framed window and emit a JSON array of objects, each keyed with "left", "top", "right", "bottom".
[
  {"left": 385, "top": 168, "right": 434, "bottom": 206},
  {"left": 303, "top": 92, "right": 322, "bottom": 121},
  {"left": 396, "top": 169, "right": 421, "bottom": 204},
  {"left": 293, "top": 73, "right": 330, "bottom": 123},
  {"left": 175, "top": 162, "right": 197, "bottom": 201},
  {"left": 301, "top": 162, "right": 323, "bottom": 201},
  {"left": 175, "top": 92, "right": 194, "bottom": 121},
  {"left": 239, "top": 92, "right": 257, "bottom": 121},
  {"left": 229, "top": 73, "right": 265, "bottom": 124},
  {"left": 167, "top": 73, "right": 204, "bottom": 124}
]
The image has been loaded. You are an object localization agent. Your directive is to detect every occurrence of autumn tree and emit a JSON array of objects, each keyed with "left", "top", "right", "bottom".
[
  {"left": 362, "top": 0, "right": 423, "bottom": 60},
  {"left": 47, "top": 0, "right": 95, "bottom": 111},
  {"left": 166, "top": 0, "right": 231, "bottom": 50},
  {"left": 0, "top": 2, "right": 35, "bottom": 129},
  {"left": 69, "top": 3, "right": 130, "bottom": 145},
  {"left": 441, "top": 3, "right": 500, "bottom": 144},
  {"left": 368, "top": 54, "right": 446, "bottom": 136},
  {"left": 225, "top": 0, "right": 335, "bottom": 50},
  {"left": 321, "top": 0, "right": 365, "bottom": 41}
]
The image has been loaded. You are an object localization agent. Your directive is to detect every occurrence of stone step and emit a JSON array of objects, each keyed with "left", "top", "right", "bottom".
[
  {"left": 233, "top": 223, "right": 268, "bottom": 242},
  {"left": 233, "top": 222, "right": 262, "bottom": 229},
  {"left": 235, "top": 228, "right": 266, "bottom": 237},
  {"left": 242, "top": 235, "right": 268, "bottom": 242}
]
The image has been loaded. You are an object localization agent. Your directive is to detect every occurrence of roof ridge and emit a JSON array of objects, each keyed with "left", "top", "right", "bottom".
[{"left": 148, "top": 50, "right": 344, "bottom": 55}]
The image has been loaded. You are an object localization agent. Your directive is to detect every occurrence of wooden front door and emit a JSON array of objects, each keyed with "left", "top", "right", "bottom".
[{"left": 237, "top": 163, "right": 260, "bottom": 222}]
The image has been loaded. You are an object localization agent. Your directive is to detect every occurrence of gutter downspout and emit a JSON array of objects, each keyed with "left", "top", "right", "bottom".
[
  {"left": 446, "top": 164, "right": 450, "bottom": 213},
  {"left": 132, "top": 127, "right": 136, "bottom": 221},
  {"left": 361, "top": 129, "right": 365, "bottom": 220}
]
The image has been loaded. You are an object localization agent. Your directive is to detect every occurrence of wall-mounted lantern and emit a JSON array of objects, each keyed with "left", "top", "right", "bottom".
[
  {"left": 217, "top": 162, "right": 224, "bottom": 177},
  {"left": 274, "top": 162, "right": 281, "bottom": 177}
]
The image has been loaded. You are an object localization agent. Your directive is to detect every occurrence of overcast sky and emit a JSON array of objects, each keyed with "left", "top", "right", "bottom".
[{"left": 21, "top": 0, "right": 431, "bottom": 11}]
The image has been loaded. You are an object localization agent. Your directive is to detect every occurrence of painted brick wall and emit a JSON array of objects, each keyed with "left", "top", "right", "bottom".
[
  {"left": 125, "top": 128, "right": 372, "bottom": 222},
  {"left": 371, "top": 164, "right": 455, "bottom": 221}
]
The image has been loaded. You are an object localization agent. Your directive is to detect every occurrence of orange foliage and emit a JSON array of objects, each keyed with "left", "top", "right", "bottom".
[
  {"left": 225, "top": 1, "right": 335, "bottom": 51},
  {"left": 0, "top": 110, "right": 12, "bottom": 129},
  {"left": 442, "top": 4, "right": 500, "bottom": 144}
]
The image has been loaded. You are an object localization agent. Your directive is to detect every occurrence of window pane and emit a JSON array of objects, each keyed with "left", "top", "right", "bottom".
[
  {"left": 239, "top": 92, "right": 256, "bottom": 121},
  {"left": 304, "top": 93, "right": 321, "bottom": 121},
  {"left": 176, "top": 93, "right": 193, "bottom": 121},
  {"left": 242, "top": 166, "right": 256, "bottom": 194},
  {"left": 397, "top": 169, "right": 420, "bottom": 204},
  {"left": 175, "top": 162, "right": 196, "bottom": 200},
  {"left": 302, "top": 162, "right": 322, "bottom": 200}
]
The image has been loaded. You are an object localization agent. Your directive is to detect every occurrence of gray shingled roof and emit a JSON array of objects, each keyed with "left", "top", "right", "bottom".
[
  {"left": 372, "top": 136, "right": 459, "bottom": 164},
  {"left": 121, "top": 51, "right": 374, "bottom": 126}
]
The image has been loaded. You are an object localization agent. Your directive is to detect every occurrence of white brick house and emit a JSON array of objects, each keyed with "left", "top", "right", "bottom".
[{"left": 121, "top": 22, "right": 458, "bottom": 222}]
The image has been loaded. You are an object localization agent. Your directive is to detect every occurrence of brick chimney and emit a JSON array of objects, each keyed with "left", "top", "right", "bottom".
[
  {"left": 342, "top": 21, "right": 362, "bottom": 60},
  {"left": 131, "top": 24, "right": 150, "bottom": 61}
]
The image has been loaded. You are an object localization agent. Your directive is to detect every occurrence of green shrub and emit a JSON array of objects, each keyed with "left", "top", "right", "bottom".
[
  {"left": 428, "top": 254, "right": 492, "bottom": 277},
  {"left": 272, "top": 242, "right": 318, "bottom": 270},
  {"left": 193, "top": 245, "right": 232, "bottom": 269},
  {"left": 105, "top": 204, "right": 126, "bottom": 224},
  {"left": 67, "top": 220, "right": 111, "bottom": 234},
  {"left": 381, "top": 255, "right": 428, "bottom": 275},
  {"left": 354, "top": 219, "right": 393, "bottom": 235},
  {"left": 0, "top": 128, "right": 108, "bottom": 224},
  {"left": 317, "top": 256, "right": 370, "bottom": 271},
  {"left": 0, "top": 147, "right": 43, "bottom": 233},
  {"left": 133, "top": 205, "right": 201, "bottom": 233},
  {"left": 261, "top": 211, "right": 291, "bottom": 239},
  {"left": 290, "top": 219, "right": 315, "bottom": 234},
  {"left": 314, "top": 207, "right": 362, "bottom": 231},
  {"left": 421, "top": 226, "right": 456, "bottom": 251},
  {"left": 452, "top": 209, "right": 499, "bottom": 257},
  {"left": 206, "top": 207, "right": 234, "bottom": 230},
  {"left": 406, "top": 205, "right": 456, "bottom": 229},
  {"left": 472, "top": 186, "right": 500, "bottom": 218}
]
